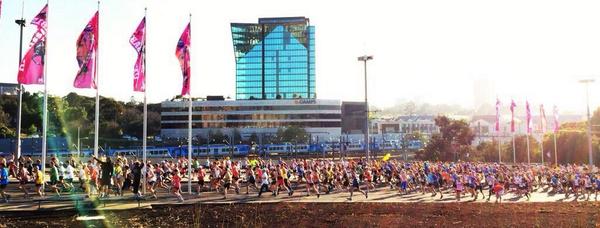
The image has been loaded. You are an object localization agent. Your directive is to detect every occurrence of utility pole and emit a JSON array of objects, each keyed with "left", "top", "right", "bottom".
[
  {"left": 579, "top": 79, "right": 595, "bottom": 166},
  {"left": 357, "top": 55, "right": 373, "bottom": 161}
]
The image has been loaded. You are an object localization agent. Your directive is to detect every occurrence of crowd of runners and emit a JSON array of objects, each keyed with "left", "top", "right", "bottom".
[{"left": 1, "top": 153, "right": 600, "bottom": 204}]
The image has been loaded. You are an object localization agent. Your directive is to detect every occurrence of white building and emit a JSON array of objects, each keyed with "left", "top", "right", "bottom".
[
  {"left": 161, "top": 99, "right": 341, "bottom": 140},
  {"left": 370, "top": 115, "right": 439, "bottom": 135}
]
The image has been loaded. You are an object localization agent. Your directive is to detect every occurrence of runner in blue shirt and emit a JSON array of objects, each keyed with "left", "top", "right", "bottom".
[{"left": 0, "top": 161, "right": 10, "bottom": 202}]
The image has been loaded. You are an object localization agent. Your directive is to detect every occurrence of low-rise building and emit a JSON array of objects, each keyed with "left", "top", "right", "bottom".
[{"left": 161, "top": 98, "right": 341, "bottom": 140}]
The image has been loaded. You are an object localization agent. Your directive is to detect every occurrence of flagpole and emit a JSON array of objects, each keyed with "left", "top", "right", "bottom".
[
  {"left": 94, "top": 0, "right": 100, "bottom": 158},
  {"left": 540, "top": 105, "right": 544, "bottom": 164},
  {"left": 526, "top": 133, "right": 530, "bottom": 165},
  {"left": 510, "top": 99, "right": 516, "bottom": 164},
  {"left": 187, "top": 13, "right": 193, "bottom": 195},
  {"left": 495, "top": 98, "right": 501, "bottom": 163},
  {"left": 142, "top": 7, "right": 148, "bottom": 195},
  {"left": 553, "top": 133, "right": 558, "bottom": 165},
  {"left": 497, "top": 132, "right": 501, "bottom": 163},
  {"left": 525, "top": 100, "right": 531, "bottom": 165},
  {"left": 540, "top": 134, "right": 544, "bottom": 164},
  {"left": 512, "top": 133, "right": 516, "bottom": 163},
  {"left": 553, "top": 106, "right": 559, "bottom": 165},
  {"left": 41, "top": 0, "right": 49, "bottom": 192},
  {"left": 15, "top": 0, "right": 26, "bottom": 161}
]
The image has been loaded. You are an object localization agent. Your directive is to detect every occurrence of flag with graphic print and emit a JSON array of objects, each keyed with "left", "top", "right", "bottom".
[
  {"left": 175, "top": 23, "right": 191, "bottom": 96},
  {"left": 130, "top": 17, "right": 145, "bottom": 92},
  {"left": 495, "top": 98, "right": 501, "bottom": 132},
  {"left": 74, "top": 11, "right": 99, "bottom": 89},
  {"left": 17, "top": 4, "right": 48, "bottom": 84},
  {"left": 540, "top": 104, "right": 547, "bottom": 134}
]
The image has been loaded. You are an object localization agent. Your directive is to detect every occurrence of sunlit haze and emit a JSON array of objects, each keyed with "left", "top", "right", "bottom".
[{"left": 1, "top": 0, "right": 600, "bottom": 114}]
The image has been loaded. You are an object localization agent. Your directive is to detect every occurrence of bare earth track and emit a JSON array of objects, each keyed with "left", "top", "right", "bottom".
[{"left": 2, "top": 202, "right": 600, "bottom": 227}]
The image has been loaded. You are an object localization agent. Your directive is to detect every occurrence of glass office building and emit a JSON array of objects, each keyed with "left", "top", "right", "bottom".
[{"left": 231, "top": 17, "right": 315, "bottom": 100}]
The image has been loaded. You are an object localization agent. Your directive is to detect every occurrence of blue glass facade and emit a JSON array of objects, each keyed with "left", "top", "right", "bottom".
[{"left": 231, "top": 17, "right": 315, "bottom": 100}]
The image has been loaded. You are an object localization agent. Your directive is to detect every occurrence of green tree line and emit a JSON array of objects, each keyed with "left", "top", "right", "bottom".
[
  {"left": 419, "top": 110, "right": 600, "bottom": 166},
  {"left": 0, "top": 92, "right": 161, "bottom": 145}
]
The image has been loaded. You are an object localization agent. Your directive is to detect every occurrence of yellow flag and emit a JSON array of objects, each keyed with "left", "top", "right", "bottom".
[{"left": 382, "top": 153, "right": 391, "bottom": 161}]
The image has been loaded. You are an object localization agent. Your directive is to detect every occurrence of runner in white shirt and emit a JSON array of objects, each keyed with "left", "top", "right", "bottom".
[
  {"left": 64, "top": 162, "right": 75, "bottom": 191},
  {"left": 258, "top": 169, "right": 270, "bottom": 197}
]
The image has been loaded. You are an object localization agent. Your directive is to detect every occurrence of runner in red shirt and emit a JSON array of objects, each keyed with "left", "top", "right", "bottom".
[{"left": 172, "top": 169, "right": 184, "bottom": 202}]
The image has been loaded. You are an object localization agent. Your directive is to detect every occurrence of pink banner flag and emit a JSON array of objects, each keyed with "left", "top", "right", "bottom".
[
  {"left": 495, "top": 98, "right": 501, "bottom": 132},
  {"left": 17, "top": 5, "right": 48, "bottom": 85},
  {"left": 553, "top": 105, "right": 559, "bottom": 133},
  {"left": 526, "top": 100, "right": 532, "bottom": 134},
  {"left": 130, "top": 17, "right": 145, "bottom": 92},
  {"left": 175, "top": 23, "right": 191, "bottom": 96},
  {"left": 510, "top": 99, "right": 516, "bottom": 133},
  {"left": 74, "top": 11, "right": 99, "bottom": 89},
  {"left": 540, "top": 104, "right": 547, "bottom": 134}
]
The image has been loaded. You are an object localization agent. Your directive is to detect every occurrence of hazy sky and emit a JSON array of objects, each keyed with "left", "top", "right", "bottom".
[{"left": 1, "top": 0, "right": 600, "bottom": 114}]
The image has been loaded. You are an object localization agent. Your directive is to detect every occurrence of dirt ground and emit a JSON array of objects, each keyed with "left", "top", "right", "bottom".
[{"left": 2, "top": 202, "right": 600, "bottom": 227}]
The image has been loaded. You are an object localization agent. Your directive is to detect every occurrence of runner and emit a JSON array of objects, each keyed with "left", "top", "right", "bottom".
[
  {"left": 222, "top": 168, "right": 233, "bottom": 199},
  {"left": 0, "top": 161, "right": 10, "bottom": 202},
  {"left": 17, "top": 163, "right": 30, "bottom": 199},
  {"left": 347, "top": 171, "right": 366, "bottom": 201},
  {"left": 93, "top": 156, "right": 114, "bottom": 198},
  {"left": 258, "top": 168, "right": 270, "bottom": 197},
  {"left": 244, "top": 166, "right": 258, "bottom": 194},
  {"left": 493, "top": 181, "right": 504, "bottom": 203},
  {"left": 454, "top": 173, "right": 464, "bottom": 202},
  {"left": 583, "top": 173, "right": 593, "bottom": 201},
  {"left": 113, "top": 160, "right": 124, "bottom": 196},
  {"left": 197, "top": 166, "right": 206, "bottom": 195},
  {"left": 147, "top": 164, "right": 158, "bottom": 199},
  {"left": 232, "top": 162, "right": 241, "bottom": 194},
  {"left": 33, "top": 165, "right": 44, "bottom": 197},
  {"left": 594, "top": 173, "right": 600, "bottom": 201},
  {"left": 63, "top": 161, "right": 75, "bottom": 192},
  {"left": 131, "top": 161, "right": 144, "bottom": 198},
  {"left": 171, "top": 169, "right": 184, "bottom": 202},
  {"left": 49, "top": 161, "right": 61, "bottom": 198}
]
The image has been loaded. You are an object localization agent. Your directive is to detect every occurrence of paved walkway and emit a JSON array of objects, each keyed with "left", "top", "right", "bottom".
[{"left": 0, "top": 182, "right": 596, "bottom": 212}]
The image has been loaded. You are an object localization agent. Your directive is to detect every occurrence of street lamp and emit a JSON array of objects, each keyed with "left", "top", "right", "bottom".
[
  {"left": 579, "top": 79, "right": 595, "bottom": 166},
  {"left": 358, "top": 55, "right": 373, "bottom": 162}
]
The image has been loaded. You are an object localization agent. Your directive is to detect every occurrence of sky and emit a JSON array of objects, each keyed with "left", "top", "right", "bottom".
[{"left": 1, "top": 0, "right": 600, "bottom": 115}]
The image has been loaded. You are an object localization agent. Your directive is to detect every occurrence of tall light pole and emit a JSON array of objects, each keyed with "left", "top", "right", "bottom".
[
  {"left": 579, "top": 79, "right": 595, "bottom": 166},
  {"left": 15, "top": 0, "right": 26, "bottom": 160},
  {"left": 358, "top": 55, "right": 373, "bottom": 162}
]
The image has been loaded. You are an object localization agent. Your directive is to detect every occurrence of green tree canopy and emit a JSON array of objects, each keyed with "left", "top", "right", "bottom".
[{"left": 420, "top": 116, "right": 474, "bottom": 161}]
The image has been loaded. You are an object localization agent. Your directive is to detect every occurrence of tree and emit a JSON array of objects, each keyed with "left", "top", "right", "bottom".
[
  {"left": 119, "top": 108, "right": 143, "bottom": 138},
  {"left": 0, "top": 109, "right": 15, "bottom": 138},
  {"left": 275, "top": 126, "right": 309, "bottom": 144},
  {"left": 421, "top": 116, "right": 475, "bottom": 161},
  {"left": 100, "top": 121, "right": 123, "bottom": 139},
  {"left": 147, "top": 111, "right": 161, "bottom": 137},
  {"left": 20, "top": 92, "right": 42, "bottom": 136},
  {"left": 474, "top": 141, "right": 501, "bottom": 162},
  {"left": 417, "top": 134, "right": 445, "bottom": 160},
  {"left": 209, "top": 130, "right": 228, "bottom": 144},
  {"left": 27, "top": 125, "right": 38, "bottom": 136},
  {"left": 231, "top": 129, "right": 242, "bottom": 144}
]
